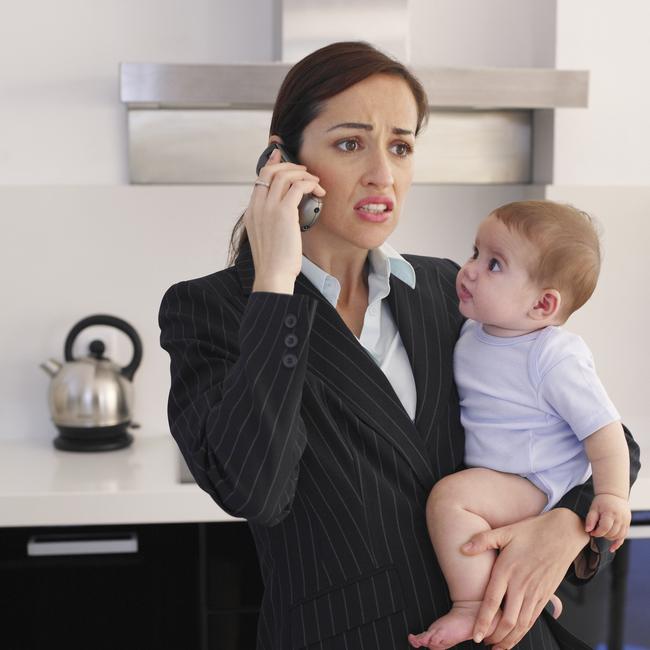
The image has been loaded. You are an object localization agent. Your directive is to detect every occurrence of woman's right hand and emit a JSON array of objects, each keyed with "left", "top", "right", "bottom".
[{"left": 246, "top": 147, "right": 326, "bottom": 294}]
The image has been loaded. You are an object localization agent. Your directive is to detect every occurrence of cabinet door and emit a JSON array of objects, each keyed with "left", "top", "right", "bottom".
[
  {"left": 203, "top": 522, "right": 264, "bottom": 650},
  {"left": 0, "top": 523, "right": 200, "bottom": 650}
]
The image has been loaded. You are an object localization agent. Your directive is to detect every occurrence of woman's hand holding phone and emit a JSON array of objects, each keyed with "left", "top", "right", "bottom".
[{"left": 246, "top": 147, "right": 326, "bottom": 294}]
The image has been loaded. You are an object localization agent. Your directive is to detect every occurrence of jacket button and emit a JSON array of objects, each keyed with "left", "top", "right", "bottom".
[
  {"left": 284, "top": 333, "right": 298, "bottom": 348},
  {"left": 284, "top": 314, "right": 297, "bottom": 328},
  {"left": 282, "top": 353, "right": 298, "bottom": 368}
]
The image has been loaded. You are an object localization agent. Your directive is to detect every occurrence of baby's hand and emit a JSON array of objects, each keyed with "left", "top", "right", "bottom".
[{"left": 585, "top": 493, "right": 631, "bottom": 552}]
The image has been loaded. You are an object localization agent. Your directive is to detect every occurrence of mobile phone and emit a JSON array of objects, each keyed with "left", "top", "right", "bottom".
[{"left": 255, "top": 143, "right": 322, "bottom": 231}]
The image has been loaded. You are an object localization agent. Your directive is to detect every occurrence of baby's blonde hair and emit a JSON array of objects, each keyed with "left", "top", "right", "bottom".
[{"left": 491, "top": 200, "right": 600, "bottom": 321}]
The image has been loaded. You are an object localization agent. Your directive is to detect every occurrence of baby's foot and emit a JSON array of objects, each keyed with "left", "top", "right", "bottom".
[{"left": 408, "top": 601, "right": 499, "bottom": 649}]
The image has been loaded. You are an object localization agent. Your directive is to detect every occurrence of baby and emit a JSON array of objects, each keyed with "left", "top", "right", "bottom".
[{"left": 409, "top": 200, "right": 631, "bottom": 649}]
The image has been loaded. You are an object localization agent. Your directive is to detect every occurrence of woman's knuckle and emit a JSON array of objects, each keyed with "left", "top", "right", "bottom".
[
  {"left": 477, "top": 616, "right": 491, "bottom": 629},
  {"left": 502, "top": 615, "right": 516, "bottom": 628},
  {"left": 514, "top": 622, "right": 528, "bottom": 637},
  {"left": 484, "top": 595, "right": 500, "bottom": 609}
]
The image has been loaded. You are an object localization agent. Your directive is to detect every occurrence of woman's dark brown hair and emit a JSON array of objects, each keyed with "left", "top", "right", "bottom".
[{"left": 227, "top": 41, "right": 429, "bottom": 265}]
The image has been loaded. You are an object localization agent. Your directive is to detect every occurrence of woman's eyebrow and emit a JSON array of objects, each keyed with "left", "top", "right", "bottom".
[{"left": 326, "top": 122, "right": 414, "bottom": 136}]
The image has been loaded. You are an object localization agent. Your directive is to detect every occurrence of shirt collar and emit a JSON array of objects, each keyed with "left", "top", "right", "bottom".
[{"left": 300, "top": 242, "right": 416, "bottom": 309}]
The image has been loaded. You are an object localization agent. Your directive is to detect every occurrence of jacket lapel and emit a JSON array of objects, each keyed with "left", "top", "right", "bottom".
[
  {"left": 235, "top": 241, "right": 435, "bottom": 490},
  {"left": 386, "top": 262, "right": 455, "bottom": 444}
]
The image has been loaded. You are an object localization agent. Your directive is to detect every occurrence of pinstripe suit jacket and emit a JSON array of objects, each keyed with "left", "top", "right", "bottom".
[{"left": 159, "top": 240, "right": 639, "bottom": 650}]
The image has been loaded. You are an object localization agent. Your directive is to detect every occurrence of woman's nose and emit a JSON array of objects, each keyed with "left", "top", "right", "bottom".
[{"left": 362, "top": 149, "right": 394, "bottom": 188}]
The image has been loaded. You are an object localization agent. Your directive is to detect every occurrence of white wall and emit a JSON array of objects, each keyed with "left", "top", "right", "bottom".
[
  {"left": 409, "top": 0, "right": 555, "bottom": 67},
  {"left": 553, "top": 0, "right": 650, "bottom": 185},
  {"left": 0, "top": 186, "right": 246, "bottom": 439},
  {"left": 0, "top": 0, "right": 275, "bottom": 185},
  {"left": 0, "top": 0, "right": 274, "bottom": 441}
]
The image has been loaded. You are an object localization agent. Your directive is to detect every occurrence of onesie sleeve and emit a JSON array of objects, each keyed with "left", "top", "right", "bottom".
[{"left": 537, "top": 337, "right": 620, "bottom": 440}]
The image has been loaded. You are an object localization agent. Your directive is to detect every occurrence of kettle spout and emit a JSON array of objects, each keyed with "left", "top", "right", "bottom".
[{"left": 40, "top": 358, "right": 63, "bottom": 377}]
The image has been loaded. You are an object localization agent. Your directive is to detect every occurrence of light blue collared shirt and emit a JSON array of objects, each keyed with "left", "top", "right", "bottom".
[{"left": 300, "top": 242, "right": 418, "bottom": 420}]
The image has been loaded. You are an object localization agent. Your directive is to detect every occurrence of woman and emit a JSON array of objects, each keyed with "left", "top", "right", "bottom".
[{"left": 159, "top": 42, "right": 639, "bottom": 650}]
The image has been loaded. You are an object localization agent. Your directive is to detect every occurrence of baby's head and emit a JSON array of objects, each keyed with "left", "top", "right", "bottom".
[{"left": 456, "top": 200, "right": 601, "bottom": 336}]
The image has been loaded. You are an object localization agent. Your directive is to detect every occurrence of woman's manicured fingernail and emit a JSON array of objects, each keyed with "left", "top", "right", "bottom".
[{"left": 474, "top": 633, "right": 484, "bottom": 643}]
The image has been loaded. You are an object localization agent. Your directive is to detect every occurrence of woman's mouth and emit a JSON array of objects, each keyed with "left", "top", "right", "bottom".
[{"left": 354, "top": 196, "right": 394, "bottom": 223}]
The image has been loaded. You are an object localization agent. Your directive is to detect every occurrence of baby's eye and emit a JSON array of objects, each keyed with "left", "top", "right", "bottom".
[
  {"left": 336, "top": 139, "right": 360, "bottom": 153},
  {"left": 488, "top": 258, "right": 502, "bottom": 272},
  {"left": 390, "top": 142, "right": 413, "bottom": 157},
  {"left": 471, "top": 246, "right": 479, "bottom": 260}
]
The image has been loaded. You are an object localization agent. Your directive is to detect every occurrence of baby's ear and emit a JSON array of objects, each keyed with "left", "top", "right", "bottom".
[{"left": 530, "top": 289, "right": 562, "bottom": 321}]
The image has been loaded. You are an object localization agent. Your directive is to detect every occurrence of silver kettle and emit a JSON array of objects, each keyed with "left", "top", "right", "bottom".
[{"left": 40, "top": 314, "right": 143, "bottom": 451}]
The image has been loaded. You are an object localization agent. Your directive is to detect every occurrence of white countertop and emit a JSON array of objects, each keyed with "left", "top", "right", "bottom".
[
  {"left": 0, "top": 434, "right": 647, "bottom": 529},
  {"left": 0, "top": 434, "right": 237, "bottom": 527}
]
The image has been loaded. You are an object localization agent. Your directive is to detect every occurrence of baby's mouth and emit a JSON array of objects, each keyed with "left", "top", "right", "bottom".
[{"left": 458, "top": 283, "right": 473, "bottom": 301}]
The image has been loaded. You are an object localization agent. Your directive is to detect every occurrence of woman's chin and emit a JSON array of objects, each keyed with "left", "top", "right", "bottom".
[{"left": 355, "top": 222, "right": 397, "bottom": 249}]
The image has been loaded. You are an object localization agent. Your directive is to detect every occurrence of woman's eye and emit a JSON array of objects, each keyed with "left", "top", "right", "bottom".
[
  {"left": 390, "top": 142, "right": 413, "bottom": 157},
  {"left": 337, "top": 139, "right": 360, "bottom": 153},
  {"left": 488, "top": 258, "right": 502, "bottom": 272}
]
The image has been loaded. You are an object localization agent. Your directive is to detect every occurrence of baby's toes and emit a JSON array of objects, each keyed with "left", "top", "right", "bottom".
[{"left": 408, "top": 631, "right": 433, "bottom": 648}]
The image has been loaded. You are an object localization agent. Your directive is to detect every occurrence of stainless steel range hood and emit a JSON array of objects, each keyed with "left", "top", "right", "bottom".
[
  {"left": 119, "top": 0, "right": 588, "bottom": 185},
  {"left": 121, "top": 63, "right": 587, "bottom": 111}
]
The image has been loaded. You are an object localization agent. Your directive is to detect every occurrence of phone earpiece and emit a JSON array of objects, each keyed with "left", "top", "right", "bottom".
[{"left": 255, "top": 144, "right": 279, "bottom": 176}]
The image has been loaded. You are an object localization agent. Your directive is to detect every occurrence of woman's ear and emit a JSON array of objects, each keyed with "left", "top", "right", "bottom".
[{"left": 530, "top": 289, "right": 562, "bottom": 321}]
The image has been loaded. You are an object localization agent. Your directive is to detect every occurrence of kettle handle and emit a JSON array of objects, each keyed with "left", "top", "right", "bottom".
[{"left": 64, "top": 314, "right": 143, "bottom": 381}]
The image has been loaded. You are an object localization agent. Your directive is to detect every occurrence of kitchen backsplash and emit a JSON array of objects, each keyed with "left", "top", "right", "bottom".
[{"left": 1, "top": 184, "right": 647, "bottom": 454}]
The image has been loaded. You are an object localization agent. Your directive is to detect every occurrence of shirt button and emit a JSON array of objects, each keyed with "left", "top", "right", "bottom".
[
  {"left": 284, "top": 314, "right": 297, "bottom": 328},
  {"left": 282, "top": 353, "right": 298, "bottom": 368},
  {"left": 284, "top": 333, "right": 298, "bottom": 348}
]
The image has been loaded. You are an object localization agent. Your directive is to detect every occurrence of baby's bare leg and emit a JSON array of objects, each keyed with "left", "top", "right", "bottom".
[
  {"left": 408, "top": 468, "right": 547, "bottom": 649},
  {"left": 429, "top": 468, "right": 547, "bottom": 601}
]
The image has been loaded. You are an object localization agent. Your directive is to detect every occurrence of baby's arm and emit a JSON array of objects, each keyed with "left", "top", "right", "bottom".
[{"left": 583, "top": 421, "right": 631, "bottom": 551}]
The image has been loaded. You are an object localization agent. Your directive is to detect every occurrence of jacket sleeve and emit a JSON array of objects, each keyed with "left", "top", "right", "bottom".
[
  {"left": 555, "top": 423, "right": 641, "bottom": 584},
  {"left": 159, "top": 279, "right": 318, "bottom": 526}
]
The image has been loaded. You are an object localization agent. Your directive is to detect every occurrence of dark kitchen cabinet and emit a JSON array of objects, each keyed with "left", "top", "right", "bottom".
[
  {"left": 0, "top": 521, "right": 263, "bottom": 650},
  {"left": 201, "top": 522, "right": 264, "bottom": 650}
]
